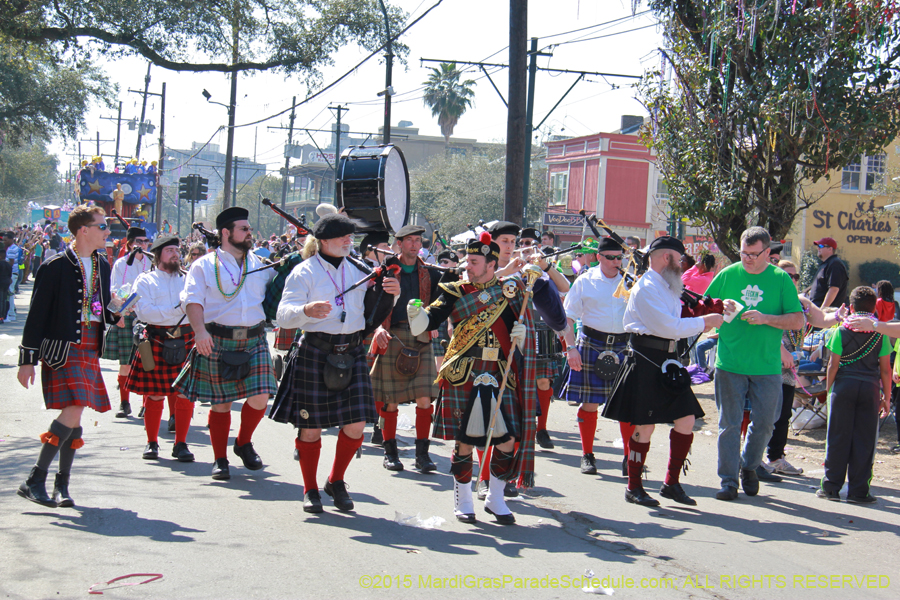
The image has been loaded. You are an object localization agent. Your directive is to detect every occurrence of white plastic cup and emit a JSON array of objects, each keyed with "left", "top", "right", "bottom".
[{"left": 723, "top": 300, "right": 744, "bottom": 323}]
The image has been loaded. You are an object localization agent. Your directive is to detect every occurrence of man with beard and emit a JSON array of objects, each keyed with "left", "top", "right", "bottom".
[
  {"left": 270, "top": 213, "right": 399, "bottom": 513},
  {"left": 123, "top": 236, "right": 197, "bottom": 463},
  {"left": 603, "top": 236, "right": 724, "bottom": 507},
  {"left": 704, "top": 227, "right": 804, "bottom": 501},
  {"left": 174, "top": 207, "right": 278, "bottom": 480}
]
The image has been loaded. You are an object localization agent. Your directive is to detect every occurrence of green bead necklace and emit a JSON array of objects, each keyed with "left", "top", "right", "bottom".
[{"left": 214, "top": 250, "right": 248, "bottom": 300}]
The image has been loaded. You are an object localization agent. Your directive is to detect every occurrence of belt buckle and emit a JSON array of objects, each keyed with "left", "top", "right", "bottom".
[
  {"left": 334, "top": 343, "right": 350, "bottom": 354},
  {"left": 607, "top": 334, "right": 616, "bottom": 345},
  {"left": 667, "top": 340, "right": 675, "bottom": 353},
  {"left": 233, "top": 328, "right": 247, "bottom": 341},
  {"left": 482, "top": 347, "right": 499, "bottom": 361}
]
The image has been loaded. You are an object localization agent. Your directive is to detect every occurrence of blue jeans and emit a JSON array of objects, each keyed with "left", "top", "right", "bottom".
[
  {"left": 695, "top": 337, "right": 717, "bottom": 371},
  {"left": 714, "top": 370, "right": 782, "bottom": 490}
]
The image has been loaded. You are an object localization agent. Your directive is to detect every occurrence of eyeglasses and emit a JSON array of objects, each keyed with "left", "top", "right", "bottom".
[
  {"left": 599, "top": 254, "right": 624, "bottom": 261},
  {"left": 135, "top": 238, "right": 150, "bottom": 244},
  {"left": 85, "top": 223, "right": 109, "bottom": 231},
  {"left": 788, "top": 274, "right": 800, "bottom": 281},
  {"left": 739, "top": 249, "right": 768, "bottom": 260}
]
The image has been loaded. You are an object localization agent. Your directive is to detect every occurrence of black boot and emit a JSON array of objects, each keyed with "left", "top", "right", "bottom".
[
  {"left": 414, "top": 439, "right": 437, "bottom": 473},
  {"left": 116, "top": 401, "right": 132, "bottom": 418},
  {"left": 52, "top": 473, "right": 74, "bottom": 508},
  {"left": 370, "top": 423, "right": 384, "bottom": 446},
  {"left": 18, "top": 466, "right": 56, "bottom": 507},
  {"left": 382, "top": 439, "right": 404, "bottom": 471}
]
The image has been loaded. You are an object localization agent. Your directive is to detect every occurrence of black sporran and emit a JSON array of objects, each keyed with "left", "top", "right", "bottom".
[
  {"left": 660, "top": 359, "right": 691, "bottom": 394},
  {"left": 592, "top": 350, "right": 620, "bottom": 380},
  {"left": 324, "top": 353, "right": 353, "bottom": 392},
  {"left": 219, "top": 350, "right": 251, "bottom": 381},
  {"left": 161, "top": 338, "right": 187, "bottom": 365}
]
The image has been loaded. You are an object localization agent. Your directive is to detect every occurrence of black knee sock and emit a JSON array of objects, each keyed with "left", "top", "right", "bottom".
[
  {"left": 35, "top": 420, "right": 73, "bottom": 472},
  {"left": 57, "top": 426, "right": 83, "bottom": 475}
]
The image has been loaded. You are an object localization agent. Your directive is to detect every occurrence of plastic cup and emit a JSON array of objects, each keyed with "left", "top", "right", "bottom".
[{"left": 723, "top": 300, "right": 744, "bottom": 323}]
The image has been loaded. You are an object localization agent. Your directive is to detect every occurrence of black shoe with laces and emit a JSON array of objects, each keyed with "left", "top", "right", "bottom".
[
  {"left": 171, "top": 442, "right": 195, "bottom": 462},
  {"left": 625, "top": 487, "right": 660, "bottom": 507},
  {"left": 116, "top": 401, "right": 132, "bottom": 419},
  {"left": 659, "top": 482, "right": 697, "bottom": 506},
  {"left": 581, "top": 453, "right": 597, "bottom": 475},
  {"left": 142, "top": 441, "right": 160, "bottom": 460},
  {"left": 233, "top": 441, "right": 263, "bottom": 470},
  {"left": 740, "top": 468, "right": 760, "bottom": 496},
  {"left": 303, "top": 489, "right": 324, "bottom": 513},
  {"left": 167, "top": 415, "right": 176, "bottom": 433},
  {"left": 382, "top": 439, "right": 404, "bottom": 471},
  {"left": 536, "top": 429, "right": 555, "bottom": 449},
  {"left": 324, "top": 479, "right": 354, "bottom": 511},
  {"left": 211, "top": 458, "right": 231, "bottom": 480},
  {"left": 17, "top": 466, "right": 56, "bottom": 507},
  {"left": 52, "top": 473, "right": 74, "bottom": 508},
  {"left": 504, "top": 480, "right": 519, "bottom": 498}
]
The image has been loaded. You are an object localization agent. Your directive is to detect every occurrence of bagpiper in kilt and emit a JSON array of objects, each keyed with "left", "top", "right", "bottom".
[
  {"left": 269, "top": 213, "right": 398, "bottom": 514},
  {"left": 562, "top": 237, "right": 631, "bottom": 477},
  {"left": 16, "top": 205, "right": 119, "bottom": 508},
  {"left": 123, "top": 236, "right": 197, "bottom": 463},
  {"left": 173, "top": 207, "right": 278, "bottom": 481},
  {"left": 369, "top": 224, "right": 442, "bottom": 474},
  {"left": 104, "top": 225, "right": 152, "bottom": 418},
  {"left": 602, "top": 236, "right": 722, "bottom": 508}
]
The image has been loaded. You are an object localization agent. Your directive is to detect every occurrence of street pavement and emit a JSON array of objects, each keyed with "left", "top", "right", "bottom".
[{"left": 1, "top": 282, "right": 898, "bottom": 599}]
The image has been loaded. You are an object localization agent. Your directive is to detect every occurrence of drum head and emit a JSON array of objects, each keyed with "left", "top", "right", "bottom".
[
  {"left": 336, "top": 144, "right": 410, "bottom": 234},
  {"left": 383, "top": 147, "right": 409, "bottom": 232}
]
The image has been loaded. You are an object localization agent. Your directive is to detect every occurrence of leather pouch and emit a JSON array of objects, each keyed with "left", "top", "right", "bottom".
[
  {"left": 220, "top": 350, "right": 251, "bottom": 381},
  {"left": 161, "top": 338, "right": 187, "bottom": 365},
  {"left": 324, "top": 353, "right": 353, "bottom": 391},
  {"left": 395, "top": 347, "right": 421, "bottom": 377}
]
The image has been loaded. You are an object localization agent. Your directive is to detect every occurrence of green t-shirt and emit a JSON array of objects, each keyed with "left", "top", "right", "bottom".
[
  {"left": 705, "top": 262, "right": 803, "bottom": 376},
  {"left": 825, "top": 326, "right": 891, "bottom": 382}
]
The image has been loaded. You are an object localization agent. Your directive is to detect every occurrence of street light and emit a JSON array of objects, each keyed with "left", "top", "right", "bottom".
[{"left": 202, "top": 89, "right": 236, "bottom": 209}]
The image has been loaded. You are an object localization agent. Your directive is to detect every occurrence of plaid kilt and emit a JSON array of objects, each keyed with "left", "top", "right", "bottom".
[
  {"left": 370, "top": 325, "right": 437, "bottom": 404},
  {"left": 431, "top": 321, "right": 450, "bottom": 357},
  {"left": 269, "top": 332, "right": 377, "bottom": 429},
  {"left": 173, "top": 326, "right": 277, "bottom": 405},
  {"left": 42, "top": 327, "right": 110, "bottom": 412},
  {"left": 563, "top": 335, "right": 628, "bottom": 406},
  {"left": 124, "top": 327, "right": 195, "bottom": 396},
  {"left": 274, "top": 327, "right": 298, "bottom": 351},
  {"left": 102, "top": 314, "right": 136, "bottom": 365}
]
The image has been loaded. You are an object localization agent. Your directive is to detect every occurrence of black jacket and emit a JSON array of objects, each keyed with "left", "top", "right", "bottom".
[{"left": 19, "top": 247, "right": 117, "bottom": 368}]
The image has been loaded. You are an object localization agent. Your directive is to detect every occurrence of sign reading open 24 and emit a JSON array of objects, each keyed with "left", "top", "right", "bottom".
[{"left": 812, "top": 200, "right": 893, "bottom": 245}]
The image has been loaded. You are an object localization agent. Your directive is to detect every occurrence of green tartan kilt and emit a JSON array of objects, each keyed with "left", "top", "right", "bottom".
[
  {"left": 173, "top": 328, "right": 277, "bottom": 405},
  {"left": 102, "top": 314, "right": 136, "bottom": 365},
  {"left": 370, "top": 325, "right": 437, "bottom": 404}
]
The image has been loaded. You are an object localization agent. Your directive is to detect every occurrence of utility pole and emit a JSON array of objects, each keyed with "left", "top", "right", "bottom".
[
  {"left": 377, "top": 0, "right": 393, "bottom": 144},
  {"left": 99, "top": 102, "right": 127, "bottom": 167},
  {"left": 157, "top": 82, "right": 167, "bottom": 230},
  {"left": 135, "top": 62, "right": 152, "bottom": 159},
  {"left": 280, "top": 97, "right": 296, "bottom": 234},
  {"left": 79, "top": 134, "right": 114, "bottom": 159},
  {"left": 329, "top": 104, "right": 348, "bottom": 162},
  {"left": 523, "top": 37, "right": 552, "bottom": 224},
  {"left": 223, "top": 12, "right": 240, "bottom": 210},
  {"left": 232, "top": 157, "right": 239, "bottom": 210},
  {"left": 505, "top": 0, "right": 527, "bottom": 224}
]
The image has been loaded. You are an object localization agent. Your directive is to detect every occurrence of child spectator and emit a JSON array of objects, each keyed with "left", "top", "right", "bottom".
[
  {"left": 874, "top": 280, "right": 895, "bottom": 322},
  {"left": 819, "top": 286, "right": 892, "bottom": 503}
]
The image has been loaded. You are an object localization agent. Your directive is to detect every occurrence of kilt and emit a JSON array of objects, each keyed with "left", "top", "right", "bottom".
[
  {"left": 102, "top": 314, "right": 136, "bottom": 365},
  {"left": 431, "top": 321, "right": 449, "bottom": 357},
  {"left": 432, "top": 359, "right": 522, "bottom": 444},
  {"left": 269, "top": 332, "right": 377, "bottom": 429},
  {"left": 123, "top": 326, "right": 195, "bottom": 396},
  {"left": 42, "top": 327, "right": 110, "bottom": 412},
  {"left": 563, "top": 334, "right": 628, "bottom": 406},
  {"left": 173, "top": 325, "right": 277, "bottom": 405},
  {"left": 535, "top": 320, "right": 562, "bottom": 380},
  {"left": 274, "top": 327, "right": 298, "bottom": 351},
  {"left": 370, "top": 324, "right": 437, "bottom": 404},
  {"left": 602, "top": 343, "right": 704, "bottom": 425}
]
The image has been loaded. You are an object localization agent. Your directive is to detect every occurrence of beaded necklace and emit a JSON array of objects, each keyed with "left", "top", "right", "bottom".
[
  {"left": 72, "top": 243, "right": 100, "bottom": 328},
  {"left": 214, "top": 250, "right": 248, "bottom": 300},
  {"left": 786, "top": 323, "right": 812, "bottom": 350},
  {"left": 838, "top": 313, "right": 882, "bottom": 366}
]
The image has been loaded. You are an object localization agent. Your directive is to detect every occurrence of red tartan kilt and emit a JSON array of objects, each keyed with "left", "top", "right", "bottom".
[
  {"left": 42, "top": 327, "right": 110, "bottom": 412},
  {"left": 124, "top": 329, "right": 196, "bottom": 396},
  {"left": 274, "top": 327, "right": 298, "bottom": 351}
]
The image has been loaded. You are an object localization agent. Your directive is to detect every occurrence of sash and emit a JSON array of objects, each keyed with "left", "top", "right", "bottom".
[{"left": 437, "top": 282, "right": 509, "bottom": 384}]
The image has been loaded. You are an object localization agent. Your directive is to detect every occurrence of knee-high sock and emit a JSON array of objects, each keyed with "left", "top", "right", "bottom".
[
  {"left": 330, "top": 430, "right": 363, "bottom": 483},
  {"left": 57, "top": 426, "right": 83, "bottom": 475},
  {"left": 740, "top": 409, "right": 751, "bottom": 441},
  {"left": 578, "top": 408, "right": 598, "bottom": 455},
  {"left": 143, "top": 398, "right": 165, "bottom": 443},
  {"left": 236, "top": 403, "right": 266, "bottom": 446},
  {"left": 537, "top": 387, "right": 552, "bottom": 431},
  {"left": 167, "top": 394, "right": 178, "bottom": 417},
  {"left": 208, "top": 410, "right": 231, "bottom": 460},
  {"left": 174, "top": 396, "right": 193, "bottom": 444},
  {"left": 36, "top": 420, "right": 73, "bottom": 472},
  {"left": 117, "top": 375, "right": 130, "bottom": 404},
  {"left": 620, "top": 422, "right": 635, "bottom": 457},
  {"left": 477, "top": 447, "right": 492, "bottom": 482},
  {"left": 415, "top": 406, "right": 433, "bottom": 440},
  {"left": 628, "top": 439, "right": 651, "bottom": 491},
  {"left": 296, "top": 438, "right": 321, "bottom": 494},
  {"left": 665, "top": 430, "right": 694, "bottom": 485},
  {"left": 382, "top": 409, "right": 398, "bottom": 442}
]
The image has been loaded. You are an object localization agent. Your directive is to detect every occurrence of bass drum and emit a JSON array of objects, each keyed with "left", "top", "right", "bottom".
[{"left": 336, "top": 144, "right": 410, "bottom": 234}]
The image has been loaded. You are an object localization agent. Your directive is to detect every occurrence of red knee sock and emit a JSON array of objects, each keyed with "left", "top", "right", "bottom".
[
  {"left": 143, "top": 398, "right": 165, "bottom": 443},
  {"left": 382, "top": 409, "right": 398, "bottom": 441},
  {"left": 740, "top": 409, "right": 750, "bottom": 441},
  {"left": 665, "top": 430, "right": 694, "bottom": 485},
  {"left": 174, "top": 396, "right": 193, "bottom": 444},
  {"left": 329, "top": 430, "right": 363, "bottom": 483},
  {"left": 620, "top": 422, "right": 635, "bottom": 457},
  {"left": 415, "top": 406, "right": 433, "bottom": 440},
  {"left": 537, "top": 387, "right": 552, "bottom": 431},
  {"left": 167, "top": 394, "right": 177, "bottom": 417},
  {"left": 117, "top": 375, "right": 129, "bottom": 404},
  {"left": 478, "top": 447, "right": 492, "bottom": 482},
  {"left": 296, "top": 438, "right": 321, "bottom": 494},
  {"left": 628, "top": 439, "right": 651, "bottom": 491},
  {"left": 578, "top": 408, "right": 598, "bottom": 455},
  {"left": 236, "top": 403, "right": 266, "bottom": 446},
  {"left": 208, "top": 410, "right": 231, "bottom": 460}
]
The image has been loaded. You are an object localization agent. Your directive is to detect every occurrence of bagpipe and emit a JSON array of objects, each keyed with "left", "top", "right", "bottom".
[
  {"left": 192, "top": 222, "right": 220, "bottom": 249},
  {"left": 579, "top": 210, "right": 723, "bottom": 318}
]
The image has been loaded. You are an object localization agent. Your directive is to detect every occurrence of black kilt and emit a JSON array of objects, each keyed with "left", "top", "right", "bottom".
[
  {"left": 269, "top": 331, "right": 377, "bottom": 429},
  {"left": 123, "top": 327, "right": 195, "bottom": 396},
  {"left": 602, "top": 344, "right": 704, "bottom": 425}
]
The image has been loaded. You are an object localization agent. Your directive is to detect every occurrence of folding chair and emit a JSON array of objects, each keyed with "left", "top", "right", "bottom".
[{"left": 791, "top": 369, "right": 828, "bottom": 434}]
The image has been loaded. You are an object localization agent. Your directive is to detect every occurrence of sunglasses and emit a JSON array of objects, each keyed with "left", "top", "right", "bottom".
[
  {"left": 135, "top": 238, "right": 150, "bottom": 244},
  {"left": 190, "top": 252, "right": 203, "bottom": 257},
  {"left": 86, "top": 223, "right": 109, "bottom": 231},
  {"left": 789, "top": 274, "right": 800, "bottom": 281},
  {"left": 816, "top": 244, "right": 830, "bottom": 249},
  {"left": 600, "top": 254, "right": 624, "bottom": 261}
]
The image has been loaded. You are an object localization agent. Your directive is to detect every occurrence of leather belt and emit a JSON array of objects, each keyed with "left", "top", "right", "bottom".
[
  {"left": 304, "top": 331, "right": 363, "bottom": 355},
  {"left": 147, "top": 324, "right": 193, "bottom": 339},
  {"left": 583, "top": 327, "right": 628, "bottom": 345},
  {"left": 462, "top": 346, "right": 504, "bottom": 362},
  {"left": 207, "top": 322, "right": 265, "bottom": 340},
  {"left": 630, "top": 334, "right": 676, "bottom": 353}
]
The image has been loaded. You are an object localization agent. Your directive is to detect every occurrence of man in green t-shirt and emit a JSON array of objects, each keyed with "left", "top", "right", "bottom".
[{"left": 705, "top": 227, "right": 804, "bottom": 501}]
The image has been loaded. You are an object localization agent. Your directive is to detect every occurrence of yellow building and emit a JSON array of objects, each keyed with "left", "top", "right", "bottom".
[{"left": 787, "top": 148, "right": 900, "bottom": 287}]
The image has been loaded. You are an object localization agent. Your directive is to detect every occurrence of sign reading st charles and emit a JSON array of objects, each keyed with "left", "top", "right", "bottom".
[{"left": 811, "top": 199, "right": 894, "bottom": 245}]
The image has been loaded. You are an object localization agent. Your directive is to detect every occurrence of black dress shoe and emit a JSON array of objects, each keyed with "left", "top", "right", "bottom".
[
  {"left": 324, "top": 479, "right": 354, "bottom": 511},
  {"left": 485, "top": 506, "right": 516, "bottom": 525},
  {"left": 137, "top": 405, "right": 145, "bottom": 418},
  {"left": 740, "top": 468, "right": 760, "bottom": 496},
  {"left": 715, "top": 486, "right": 738, "bottom": 501},
  {"left": 304, "top": 489, "right": 324, "bottom": 513},
  {"left": 659, "top": 482, "right": 697, "bottom": 506},
  {"left": 756, "top": 465, "right": 782, "bottom": 482},
  {"left": 476, "top": 480, "right": 489, "bottom": 501},
  {"left": 414, "top": 439, "right": 437, "bottom": 473},
  {"left": 504, "top": 480, "right": 519, "bottom": 498},
  {"left": 171, "top": 442, "right": 195, "bottom": 463},
  {"left": 581, "top": 453, "right": 597, "bottom": 475},
  {"left": 142, "top": 441, "right": 160, "bottom": 460},
  {"left": 167, "top": 415, "right": 176, "bottom": 433},
  {"left": 211, "top": 458, "right": 231, "bottom": 480},
  {"left": 233, "top": 441, "right": 263, "bottom": 470},
  {"left": 382, "top": 439, "right": 404, "bottom": 472},
  {"left": 17, "top": 466, "right": 56, "bottom": 507},
  {"left": 455, "top": 512, "right": 477, "bottom": 524},
  {"left": 625, "top": 487, "right": 660, "bottom": 507},
  {"left": 115, "top": 401, "right": 132, "bottom": 418},
  {"left": 52, "top": 473, "right": 74, "bottom": 508},
  {"left": 536, "top": 429, "right": 555, "bottom": 449}
]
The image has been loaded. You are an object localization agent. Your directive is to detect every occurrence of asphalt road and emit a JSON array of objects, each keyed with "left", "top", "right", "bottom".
[{"left": 1, "top": 282, "right": 898, "bottom": 599}]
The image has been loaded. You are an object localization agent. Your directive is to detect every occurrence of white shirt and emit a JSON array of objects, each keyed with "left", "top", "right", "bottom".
[
  {"left": 182, "top": 249, "right": 274, "bottom": 326},
  {"left": 564, "top": 266, "right": 627, "bottom": 334},
  {"left": 133, "top": 269, "right": 187, "bottom": 326},
  {"left": 111, "top": 253, "right": 151, "bottom": 293},
  {"left": 623, "top": 270, "right": 704, "bottom": 340},
  {"left": 277, "top": 255, "right": 370, "bottom": 334}
]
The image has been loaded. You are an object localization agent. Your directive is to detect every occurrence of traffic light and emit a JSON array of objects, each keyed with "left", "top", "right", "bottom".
[
  {"left": 178, "top": 176, "right": 192, "bottom": 201},
  {"left": 196, "top": 177, "right": 209, "bottom": 202}
]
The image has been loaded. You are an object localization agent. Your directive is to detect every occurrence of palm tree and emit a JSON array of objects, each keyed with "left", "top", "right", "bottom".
[{"left": 422, "top": 62, "right": 476, "bottom": 145}]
